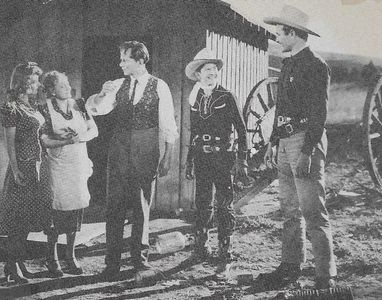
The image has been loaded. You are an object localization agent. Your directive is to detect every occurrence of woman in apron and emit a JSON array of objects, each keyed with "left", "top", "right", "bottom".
[{"left": 40, "top": 71, "right": 98, "bottom": 277}]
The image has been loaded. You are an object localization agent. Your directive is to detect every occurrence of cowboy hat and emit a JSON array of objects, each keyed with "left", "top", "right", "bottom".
[
  {"left": 185, "top": 48, "right": 223, "bottom": 81},
  {"left": 264, "top": 5, "right": 320, "bottom": 37}
]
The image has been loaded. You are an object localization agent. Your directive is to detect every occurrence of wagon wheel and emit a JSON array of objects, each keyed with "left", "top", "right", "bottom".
[
  {"left": 243, "top": 77, "right": 278, "bottom": 160},
  {"left": 363, "top": 74, "right": 382, "bottom": 186}
]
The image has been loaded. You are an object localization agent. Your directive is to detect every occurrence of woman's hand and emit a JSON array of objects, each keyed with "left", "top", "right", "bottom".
[
  {"left": 13, "top": 169, "right": 26, "bottom": 186},
  {"left": 68, "top": 134, "right": 80, "bottom": 144},
  {"left": 57, "top": 127, "right": 80, "bottom": 144}
]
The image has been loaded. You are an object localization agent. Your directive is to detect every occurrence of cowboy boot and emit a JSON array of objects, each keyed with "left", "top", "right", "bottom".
[
  {"left": 191, "top": 228, "right": 211, "bottom": 262},
  {"left": 215, "top": 237, "right": 233, "bottom": 276}
]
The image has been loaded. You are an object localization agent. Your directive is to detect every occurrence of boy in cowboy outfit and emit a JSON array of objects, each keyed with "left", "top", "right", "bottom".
[
  {"left": 185, "top": 48, "right": 248, "bottom": 274},
  {"left": 263, "top": 5, "right": 337, "bottom": 289}
]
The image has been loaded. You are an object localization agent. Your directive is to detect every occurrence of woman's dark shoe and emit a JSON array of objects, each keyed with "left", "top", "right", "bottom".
[
  {"left": 66, "top": 258, "right": 83, "bottom": 275},
  {"left": 17, "top": 261, "right": 34, "bottom": 279},
  {"left": 4, "top": 262, "right": 29, "bottom": 284},
  {"left": 45, "top": 259, "right": 64, "bottom": 278}
]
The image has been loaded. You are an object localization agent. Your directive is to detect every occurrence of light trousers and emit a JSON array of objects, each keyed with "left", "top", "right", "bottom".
[{"left": 277, "top": 131, "right": 336, "bottom": 278}]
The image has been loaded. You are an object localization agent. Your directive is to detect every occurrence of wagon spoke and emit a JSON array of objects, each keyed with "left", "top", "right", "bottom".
[
  {"left": 257, "top": 93, "right": 269, "bottom": 113},
  {"left": 244, "top": 77, "right": 278, "bottom": 160},
  {"left": 369, "top": 132, "right": 381, "bottom": 140},
  {"left": 249, "top": 109, "right": 261, "bottom": 119},
  {"left": 371, "top": 114, "right": 382, "bottom": 133},
  {"left": 267, "top": 84, "right": 275, "bottom": 108}
]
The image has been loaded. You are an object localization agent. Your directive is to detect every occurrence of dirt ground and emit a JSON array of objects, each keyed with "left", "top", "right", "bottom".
[{"left": 0, "top": 123, "right": 381, "bottom": 299}]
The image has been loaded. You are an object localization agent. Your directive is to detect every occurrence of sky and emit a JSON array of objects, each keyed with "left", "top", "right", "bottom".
[{"left": 225, "top": 0, "right": 382, "bottom": 59}]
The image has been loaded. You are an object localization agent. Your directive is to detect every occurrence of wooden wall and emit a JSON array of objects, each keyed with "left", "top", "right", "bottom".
[
  {"left": 206, "top": 30, "right": 269, "bottom": 111},
  {"left": 0, "top": 0, "right": 270, "bottom": 213}
]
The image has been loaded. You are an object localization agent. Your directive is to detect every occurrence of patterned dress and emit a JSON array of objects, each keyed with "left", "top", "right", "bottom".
[{"left": 0, "top": 102, "right": 52, "bottom": 236}]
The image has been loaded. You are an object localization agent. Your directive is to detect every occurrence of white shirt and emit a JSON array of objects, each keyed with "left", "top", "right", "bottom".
[{"left": 86, "top": 72, "right": 178, "bottom": 144}]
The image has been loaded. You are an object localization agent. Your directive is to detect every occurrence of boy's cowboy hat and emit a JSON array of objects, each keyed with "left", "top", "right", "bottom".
[
  {"left": 185, "top": 48, "right": 223, "bottom": 81},
  {"left": 264, "top": 5, "right": 320, "bottom": 37}
]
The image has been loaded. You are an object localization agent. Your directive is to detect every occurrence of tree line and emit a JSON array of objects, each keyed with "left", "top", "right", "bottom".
[{"left": 330, "top": 60, "right": 382, "bottom": 85}]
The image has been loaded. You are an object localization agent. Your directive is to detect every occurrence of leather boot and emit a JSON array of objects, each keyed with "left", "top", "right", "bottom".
[
  {"left": 258, "top": 262, "right": 302, "bottom": 290},
  {"left": 191, "top": 228, "right": 211, "bottom": 261},
  {"left": 215, "top": 237, "right": 232, "bottom": 276},
  {"left": 4, "top": 262, "right": 29, "bottom": 284}
]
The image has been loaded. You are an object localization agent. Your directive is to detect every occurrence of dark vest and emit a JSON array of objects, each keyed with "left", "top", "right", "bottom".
[
  {"left": 109, "top": 75, "right": 160, "bottom": 182},
  {"left": 114, "top": 76, "right": 159, "bottom": 131}
]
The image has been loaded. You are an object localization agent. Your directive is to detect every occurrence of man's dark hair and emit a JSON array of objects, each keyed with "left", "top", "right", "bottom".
[
  {"left": 119, "top": 41, "right": 150, "bottom": 64},
  {"left": 282, "top": 25, "right": 308, "bottom": 41}
]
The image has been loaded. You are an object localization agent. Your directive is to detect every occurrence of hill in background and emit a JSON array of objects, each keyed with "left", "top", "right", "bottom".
[
  {"left": 268, "top": 44, "right": 380, "bottom": 124},
  {"left": 268, "top": 43, "right": 382, "bottom": 85}
]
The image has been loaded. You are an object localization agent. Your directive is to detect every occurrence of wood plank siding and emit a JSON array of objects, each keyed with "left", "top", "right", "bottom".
[
  {"left": 0, "top": 0, "right": 271, "bottom": 212},
  {"left": 206, "top": 30, "right": 269, "bottom": 111}
]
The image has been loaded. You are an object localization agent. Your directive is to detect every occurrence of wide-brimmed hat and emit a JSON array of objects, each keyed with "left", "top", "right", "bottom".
[
  {"left": 264, "top": 5, "right": 320, "bottom": 37},
  {"left": 185, "top": 48, "right": 223, "bottom": 81}
]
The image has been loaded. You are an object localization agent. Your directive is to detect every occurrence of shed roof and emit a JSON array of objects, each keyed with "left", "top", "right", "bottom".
[{"left": 216, "top": 0, "right": 275, "bottom": 40}]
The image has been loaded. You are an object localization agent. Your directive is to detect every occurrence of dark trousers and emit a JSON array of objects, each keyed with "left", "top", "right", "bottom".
[
  {"left": 105, "top": 178, "right": 153, "bottom": 267},
  {"left": 105, "top": 128, "right": 159, "bottom": 268},
  {"left": 194, "top": 151, "right": 235, "bottom": 241}
]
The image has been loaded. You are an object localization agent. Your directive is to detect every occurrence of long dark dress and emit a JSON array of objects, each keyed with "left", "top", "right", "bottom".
[{"left": 0, "top": 103, "right": 52, "bottom": 236}]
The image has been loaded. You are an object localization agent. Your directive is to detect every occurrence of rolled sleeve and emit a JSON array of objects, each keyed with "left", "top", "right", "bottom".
[
  {"left": 157, "top": 79, "right": 178, "bottom": 144},
  {"left": 85, "top": 78, "right": 124, "bottom": 116}
]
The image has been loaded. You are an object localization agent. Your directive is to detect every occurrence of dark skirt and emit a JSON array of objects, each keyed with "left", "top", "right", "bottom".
[
  {"left": 51, "top": 209, "right": 84, "bottom": 235},
  {"left": 0, "top": 158, "right": 52, "bottom": 236}
]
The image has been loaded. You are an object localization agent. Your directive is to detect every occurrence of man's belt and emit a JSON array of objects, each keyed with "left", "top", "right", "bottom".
[
  {"left": 277, "top": 116, "right": 308, "bottom": 138},
  {"left": 193, "top": 134, "right": 231, "bottom": 154}
]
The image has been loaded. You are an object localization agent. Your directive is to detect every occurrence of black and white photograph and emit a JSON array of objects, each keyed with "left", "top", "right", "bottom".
[{"left": 0, "top": 0, "right": 381, "bottom": 299}]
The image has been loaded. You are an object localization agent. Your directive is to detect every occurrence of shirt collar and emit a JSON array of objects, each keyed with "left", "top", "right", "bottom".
[
  {"left": 283, "top": 46, "right": 311, "bottom": 64},
  {"left": 131, "top": 71, "right": 149, "bottom": 85}
]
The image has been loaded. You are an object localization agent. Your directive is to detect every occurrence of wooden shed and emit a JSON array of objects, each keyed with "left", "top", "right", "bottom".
[{"left": 0, "top": 0, "right": 272, "bottom": 213}]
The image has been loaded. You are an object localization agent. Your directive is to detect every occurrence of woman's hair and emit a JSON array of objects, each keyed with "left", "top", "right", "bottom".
[
  {"left": 8, "top": 62, "right": 43, "bottom": 101},
  {"left": 119, "top": 41, "right": 150, "bottom": 64},
  {"left": 42, "top": 70, "right": 65, "bottom": 98}
]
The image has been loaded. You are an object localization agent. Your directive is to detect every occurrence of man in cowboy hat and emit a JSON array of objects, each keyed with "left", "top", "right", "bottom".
[
  {"left": 86, "top": 41, "right": 178, "bottom": 279},
  {"left": 263, "top": 5, "right": 337, "bottom": 289},
  {"left": 185, "top": 48, "right": 248, "bottom": 275}
]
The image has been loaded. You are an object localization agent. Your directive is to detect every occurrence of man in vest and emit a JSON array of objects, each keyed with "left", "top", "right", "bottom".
[
  {"left": 263, "top": 6, "right": 337, "bottom": 289},
  {"left": 86, "top": 41, "right": 178, "bottom": 278}
]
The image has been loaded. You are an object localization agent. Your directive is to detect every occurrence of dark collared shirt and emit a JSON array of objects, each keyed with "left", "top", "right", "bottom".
[
  {"left": 188, "top": 85, "right": 247, "bottom": 160},
  {"left": 270, "top": 47, "right": 330, "bottom": 156}
]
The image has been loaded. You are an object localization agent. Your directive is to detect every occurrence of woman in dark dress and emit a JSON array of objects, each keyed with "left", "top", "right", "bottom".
[{"left": 0, "top": 62, "right": 52, "bottom": 284}]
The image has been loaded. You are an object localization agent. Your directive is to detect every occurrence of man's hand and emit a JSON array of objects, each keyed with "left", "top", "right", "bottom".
[
  {"left": 185, "top": 161, "right": 194, "bottom": 180},
  {"left": 231, "top": 158, "right": 252, "bottom": 190},
  {"left": 158, "top": 154, "right": 171, "bottom": 177},
  {"left": 264, "top": 143, "right": 277, "bottom": 168},
  {"left": 233, "top": 158, "right": 248, "bottom": 177},
  {"left": 99, "top": 81, "right": 118, "bottom": 97},
  {"left": 295, "top": 152, "right": 311, "bottom": 178}
]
